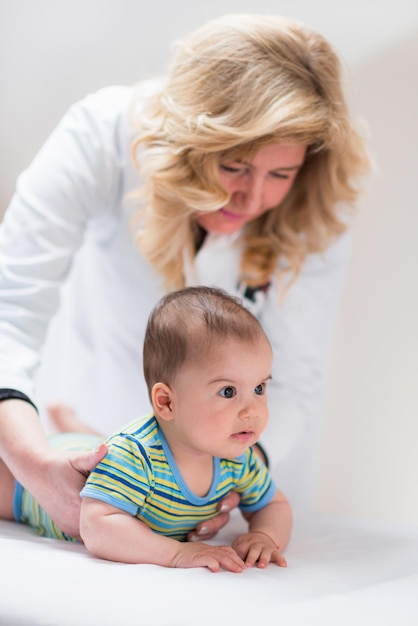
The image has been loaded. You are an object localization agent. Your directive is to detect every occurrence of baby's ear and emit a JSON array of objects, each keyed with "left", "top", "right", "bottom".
[{"left": 152, "top": 383, "right": 174, "bottom": 421}]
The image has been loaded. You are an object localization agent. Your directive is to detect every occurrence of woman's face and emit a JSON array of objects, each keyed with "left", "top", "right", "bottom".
[{"left": 195, "top": 142, "right": 307, "bottom": 235}]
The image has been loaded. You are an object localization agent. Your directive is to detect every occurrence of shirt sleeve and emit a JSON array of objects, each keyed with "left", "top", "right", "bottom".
[
  {"left": 80, "top": 434, "right": 153, "bottom": 516},
  {"left": 235, "top": 448, "right": 277, "bottom": 513},
  {"left": 258, "top": 232, "right": 352, "bottom": 508},
  {"left": 0, "top": 87, "right": 130, "bottom": 401}
]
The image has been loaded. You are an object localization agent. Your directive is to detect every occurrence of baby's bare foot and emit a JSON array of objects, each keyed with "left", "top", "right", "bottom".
[{"left": 47, "top": 402, "right": 101, "bottom": 435}]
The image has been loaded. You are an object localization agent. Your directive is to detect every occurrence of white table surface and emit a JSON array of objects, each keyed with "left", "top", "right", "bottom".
[{"left": 1, "top": 512, "right": 418, "bottom": 625}]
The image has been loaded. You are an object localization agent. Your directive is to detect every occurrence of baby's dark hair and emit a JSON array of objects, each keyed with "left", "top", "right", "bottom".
[{"left": 143, "top": 286, "right": 269, "bottom": 398}]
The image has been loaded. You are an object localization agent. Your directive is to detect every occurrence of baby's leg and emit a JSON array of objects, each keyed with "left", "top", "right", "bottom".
[
  {"left": 0, "top": 458, "right": 16, "bottom": 520},
  {"left": 47, "top": 402, "right": 102, "bottom": 436}
]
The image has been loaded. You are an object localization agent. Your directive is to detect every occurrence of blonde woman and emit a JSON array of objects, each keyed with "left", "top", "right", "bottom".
[{"left": 0, "top": 15, "right": 370, "bottom": 540}]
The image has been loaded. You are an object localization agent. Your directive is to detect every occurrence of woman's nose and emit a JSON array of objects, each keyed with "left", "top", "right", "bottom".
[{"left": 232, "top": 177, "right": 264, "bottom": 214}]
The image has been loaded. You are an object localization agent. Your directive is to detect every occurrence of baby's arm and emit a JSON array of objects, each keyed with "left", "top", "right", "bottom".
[
  {"left": 80, "top": 497, "right": 245, "bottom": 573},
  {"left": 232, "top": 488, "right": 292, "bottom": 568}
]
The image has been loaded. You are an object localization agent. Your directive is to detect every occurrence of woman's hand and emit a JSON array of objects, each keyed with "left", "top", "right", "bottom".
[
  {"left": 38, "top": 444, "right": 108, "bottom": 538},
  {"left": 187, "top": 491, "right": 241, "bottom": 541},
  {"left": 0, "top": 399, "right": 107, "bottom": 538}
]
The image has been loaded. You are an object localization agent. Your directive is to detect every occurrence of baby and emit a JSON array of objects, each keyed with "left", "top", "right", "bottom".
[{"left": 1, "top": 286, "right": 292, "bottom": 572}]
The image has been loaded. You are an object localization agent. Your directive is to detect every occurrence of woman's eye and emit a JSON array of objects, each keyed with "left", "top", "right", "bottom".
[
  {"left": 219, "top": 386, "right": 236, "bottom": 398},
  {"left": 220, "top": 164, "right": 241, "bottom": 173},
  {"left": 254, "top": 383, "right": 265, "bottom": 396},
  {"left": 271, "top": 171, "right": 290, "bottom": 180}
]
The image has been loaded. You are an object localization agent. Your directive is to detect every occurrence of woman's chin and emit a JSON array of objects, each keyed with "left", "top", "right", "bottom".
[{"left": 196, "top": 213, "right": 245, "bottom": 235}]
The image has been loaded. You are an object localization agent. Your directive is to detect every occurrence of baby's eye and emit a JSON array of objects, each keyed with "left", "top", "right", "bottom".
[
  {"left": 254, "top": 383, "right": 266, "bottom": 396},
  {"left": 219, "top": 386, "right": 236, "bottom": 399}
]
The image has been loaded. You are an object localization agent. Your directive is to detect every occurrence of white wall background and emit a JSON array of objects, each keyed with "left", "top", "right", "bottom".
[
  {"left": 1, "top": 0, "right": 417, "bottom": 526},
  {"left": 316, "top": 27, "right": 418, "bottom": 526}
]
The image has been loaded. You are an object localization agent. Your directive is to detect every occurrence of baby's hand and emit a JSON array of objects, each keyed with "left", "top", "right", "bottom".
[
  {"left": 170, "top": 542, "right": 245, "bottom": 573},
  {"left": 232, "top": 531, "right": 287, "bottom": 569}
]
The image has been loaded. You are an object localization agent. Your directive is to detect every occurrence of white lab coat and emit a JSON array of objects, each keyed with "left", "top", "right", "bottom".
[{"left": 0, "top": 84, "right": 351, "bottom": 509}]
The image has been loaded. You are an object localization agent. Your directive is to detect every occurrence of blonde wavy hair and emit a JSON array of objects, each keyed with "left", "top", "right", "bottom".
[{"left": 132, "top": 14, "right": 370, "bottom": 291}]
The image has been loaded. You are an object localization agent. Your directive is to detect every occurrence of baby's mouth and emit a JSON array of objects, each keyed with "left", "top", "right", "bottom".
[{"left": 231, "top": 429, "right": 254, "bottom": 440}]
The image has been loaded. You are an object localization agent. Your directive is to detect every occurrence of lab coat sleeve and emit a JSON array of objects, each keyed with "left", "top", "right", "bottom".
[
  {"left": 0, "top": 87, "right": 128, "bottom": 401},
  {"left": 259, "top": 232, "right": 352, "bottom": 509}
]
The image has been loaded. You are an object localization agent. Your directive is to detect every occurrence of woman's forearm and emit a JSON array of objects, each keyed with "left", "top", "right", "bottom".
[
  {"left": 0, "top": 399, "right": 50, "bottom": 479},
  {"left": 0, "top": 399, "right": 106, "bottom": 537}
]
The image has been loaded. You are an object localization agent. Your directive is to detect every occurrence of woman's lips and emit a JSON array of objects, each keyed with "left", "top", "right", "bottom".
[{"left": 219, "top": 208, "right": 244, "bottom": 221}]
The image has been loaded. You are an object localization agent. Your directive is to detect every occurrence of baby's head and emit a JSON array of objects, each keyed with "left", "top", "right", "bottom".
[
  {"left": 143, "top": 286, "right": 270, "bottom": 400},
  {"left": 144, "top": 286, "right": 272, "bottom": 458}
]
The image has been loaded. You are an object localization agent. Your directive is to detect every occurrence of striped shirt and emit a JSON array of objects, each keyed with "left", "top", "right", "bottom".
[{"left": 81, "top": 414, "right": 276, "bottom": 541}]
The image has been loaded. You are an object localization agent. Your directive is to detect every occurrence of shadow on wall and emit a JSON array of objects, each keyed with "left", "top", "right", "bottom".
[{"left": 316, "top": 28, "right": 418, "bottom": 525}]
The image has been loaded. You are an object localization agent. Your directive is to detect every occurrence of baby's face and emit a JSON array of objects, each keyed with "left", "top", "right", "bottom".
[{"left": 168, "top": 336, "right": 272, "bottom": 460}]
